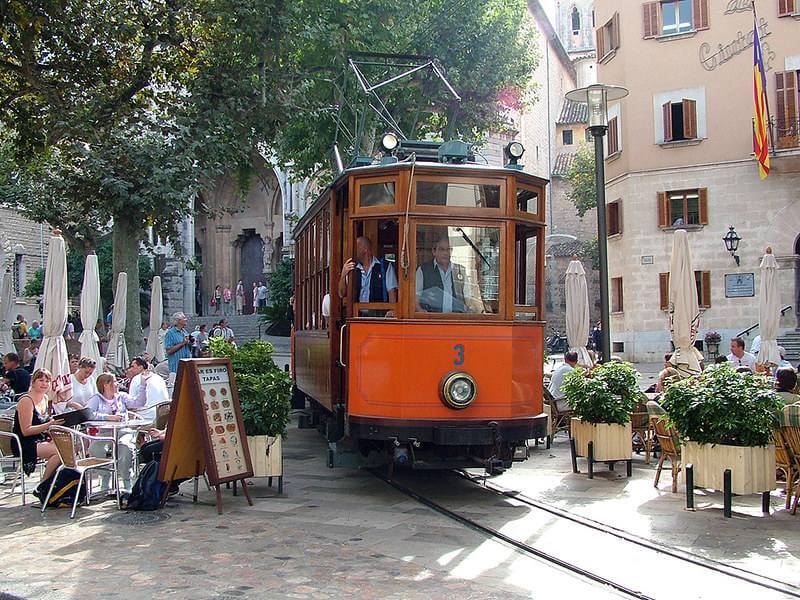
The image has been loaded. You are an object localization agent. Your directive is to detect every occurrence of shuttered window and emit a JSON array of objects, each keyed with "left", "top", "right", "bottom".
[
  {"left": 779, "top": 0, "right": 797, "bottom": 16},
  {"left": 659, "top": 271, "right": 711, "bottom": 310},
  {"left": 643, "top": 2, "right": 660, "bottom": 38},
  {"left": 612, "top": 277, "right": 624, "bottom": 313},
  {"left": 608, "top": 200, "right": 622, "bottom": 236},
  {"left": 692, "top": 0, "right": 709, "bottom": 30},
  {"left": 776, "top": 71, "right": 799, "bottom": 149},
  {"left": 607, "top": 116, "right": 619, "bottom": 156},
  {"left": 643, "top": 0, "right": 708, "bottom": 38},
  {"left": 662, "top": 99, "right": 698, "bottom": 142},
  {"left": 657, "top": 189, "right": 708, "bottom": 228},
  {"left": 596, "top": 12, "right": 620, "bottom": 60}
]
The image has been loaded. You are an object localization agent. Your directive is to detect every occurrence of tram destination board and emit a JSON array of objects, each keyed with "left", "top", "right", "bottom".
[{"left": 158, "top": 358, "right": 254, "bottom": 512}]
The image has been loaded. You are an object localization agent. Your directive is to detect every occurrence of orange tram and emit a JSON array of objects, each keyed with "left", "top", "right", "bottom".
[{"left": 291, "top": 139, "right": 548, "bottom": 473}]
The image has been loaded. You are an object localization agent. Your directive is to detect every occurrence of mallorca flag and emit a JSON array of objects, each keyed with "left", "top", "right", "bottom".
[{"left": 753, "top": 13, "right": 770, "bottom": 179}]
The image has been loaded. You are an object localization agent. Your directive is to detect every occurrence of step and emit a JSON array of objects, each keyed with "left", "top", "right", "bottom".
[{"left": 777, "top": 331, "right": 800, "bottom": 362}]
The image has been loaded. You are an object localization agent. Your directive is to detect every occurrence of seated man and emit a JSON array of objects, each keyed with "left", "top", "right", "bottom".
[
  {"left": 415, "top": 236, "right": 468, "bottom": 313},
  {"left": 3, "top": 353, "right": 31, "bottom": 395},
  {"left": 727, "top": 337, "right": 756, "bottom": 372},
  {"left": 127, "top": 356, "right": 170, "bottom": 422},
  {"left": 775, "top": 367, "right": 800, "bottom": 406},
  {"left": 548, "top": 351, "right": 578, "bottom": 412},
  {"left": 338, "top": 236, "right": 398, "bottom": 314}
]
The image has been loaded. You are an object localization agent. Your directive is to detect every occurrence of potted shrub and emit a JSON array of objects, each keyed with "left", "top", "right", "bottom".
[
  {"left": 661, "top": 364, "right": 781, "bottom": 496},
  {"left": 703, "top": 331, "right": 721, "bottom": 358},
  {"left": 563, "top": 361, "right": 640, "bottom": 477},
  {"left": 210, "top": 338, "right": 292, "bottom": 483}
]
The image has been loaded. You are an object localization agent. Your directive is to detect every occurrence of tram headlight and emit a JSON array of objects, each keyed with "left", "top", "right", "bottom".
[
  {"left": 380, "top": 132, "right": 399, "bottom": 153},
  {"left": 440, "top": 372, "right": 477, "bottom": 409},
  {"left": 504, "top": 141, "right": 525, "bottom": 164}
]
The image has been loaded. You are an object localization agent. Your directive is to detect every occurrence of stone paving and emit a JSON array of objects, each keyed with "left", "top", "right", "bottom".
[{"left": 1, "top": 412, "right": 798, "bottom": 599}]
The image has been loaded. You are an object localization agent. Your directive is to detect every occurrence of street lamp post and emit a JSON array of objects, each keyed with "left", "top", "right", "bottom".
[{"left": 565, "top": 84, "right": 628, "bottom": 363}]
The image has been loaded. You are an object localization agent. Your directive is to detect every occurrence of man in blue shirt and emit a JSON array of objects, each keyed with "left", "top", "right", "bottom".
[
  {"left": 338, "top": 236, "right": 398, "bottom": 304},
  {"left": 164, "top": 312, "right": 192, "bottom": 373}
]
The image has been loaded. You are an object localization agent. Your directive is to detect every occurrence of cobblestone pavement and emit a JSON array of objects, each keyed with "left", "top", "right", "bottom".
[{"left": 1, "top": 415, "right": 798, "bottom": 600}]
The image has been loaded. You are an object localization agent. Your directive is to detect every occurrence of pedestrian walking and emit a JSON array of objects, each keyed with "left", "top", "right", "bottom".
[
  {"left": 212, "top": 285, "right": 222, "bottom": 316},
  {"left": 235, "top": 280, "right": 245, "bottom": 315},
  {"left": 252, "top": 282, "right": 259, "bottom": 315},
  {"left": 223, "top": 285, "right": 232, "bottom": 316},
  {"left": 257, "top": 281, "right": 268, "bottom": 312}
]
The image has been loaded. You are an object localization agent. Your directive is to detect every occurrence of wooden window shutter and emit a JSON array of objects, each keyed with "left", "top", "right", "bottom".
[
  {"left": 611, "top": 12, "right": 621, "bottom": 50},
  {"left": 779, "top": 0, "right": 796, "bottom": 17},
  {"left": 682, "top": 99, "right": 697, "bottom": 139},
  {"left": 776, "top": 70, "right": 799, "bottom": 148},
  {"left": 663, "top": 102, "right": 673, "bottom": 142},
  {"left": 659, "top": 273, "right": 670, "bottom": 311},
  {"left": 657, "top": 192, "right": 669, "bottom": 228},
  {"left": 700, "top": 271, "right": 711, "bottom": 308},
  {"left": 693, "top": 0, "right": 709, "bottom": 30},
  {"left": 618, "top": 278, "right": 624, "bottom": 312},
  {"left": 607, "top": 201, "right": 621, "bottom": 235},
  {"left": 643, "top": 2, "right": 659, "bottom": 38},
  {"left": 596, "top": 27, "right": 605, "bottom": 58},
  {"left": 607, "top": 116, "right": 619, "bottom": 155},
  {"left": 698, "top": 188, "right": 708, "bottom": 224}
]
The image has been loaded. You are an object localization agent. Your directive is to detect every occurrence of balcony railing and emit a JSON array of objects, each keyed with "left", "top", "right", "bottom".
[{"left": 770, "top": 116, "right": 800, "bottom": 150}]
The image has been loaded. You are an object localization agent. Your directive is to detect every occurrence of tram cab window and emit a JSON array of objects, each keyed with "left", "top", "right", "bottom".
[
  {"left": 416, "top": 180, "right": 501, "bottom": 209},
  {"left": 414, "top": 224, "right": 501, "bottom": 315},
  {"left": 340, "top": 218, "right": 399, "bottom": 317},
  {"left": 514, "top": 225, "right": 541, "bottom": 321},
  {"left": 358, "top": 181, "right": 395, "bottom": 207},
  {"left": 516, "top": 186, "right": 541, "bottom": 217}
]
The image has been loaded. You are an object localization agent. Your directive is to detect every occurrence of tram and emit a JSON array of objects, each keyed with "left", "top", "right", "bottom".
[{"left": 291, "top": 136, "right": 548, "bottom": 473}]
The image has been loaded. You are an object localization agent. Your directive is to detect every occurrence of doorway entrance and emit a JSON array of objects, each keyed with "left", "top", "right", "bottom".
[{"left": 240, "top": 231, "right": 265, "bottom": 315}]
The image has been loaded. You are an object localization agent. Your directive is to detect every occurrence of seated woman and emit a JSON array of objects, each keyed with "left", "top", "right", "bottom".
[
  {"left": 12, "top": 369, "right": 64, "bottom": 481},
  {"left": 86, "top": 373, "right": 147, "bottom": 492},
  {"left": 655, "top": 367, "right": 680, "bottom": 394},
  {"left": 775, "top": 367, "right": 799, "bottom": 406},
  {"left": 69, "top": 357, "right": 98, "bottom": 408}
]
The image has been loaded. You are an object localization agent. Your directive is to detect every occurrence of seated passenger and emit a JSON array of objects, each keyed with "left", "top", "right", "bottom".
[
  {"left": 415, "top": 236, "right": 468, "bottom": 313},
  {"left": 338, "top": 236, "right": 398, "bottom": 306},
  {"left": 775, "top": 367, "right": 799, "bottom": 406}
]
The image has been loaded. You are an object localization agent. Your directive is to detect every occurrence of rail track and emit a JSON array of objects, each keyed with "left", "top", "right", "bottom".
[{"left": 370, "top": 468, "right": 800, "bottom": 600}]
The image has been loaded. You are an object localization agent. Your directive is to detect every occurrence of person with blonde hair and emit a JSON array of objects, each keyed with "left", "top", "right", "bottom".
[
  {"left": 69, "top": 357, "right": 98, "bottom": 408},
  {"left": 11, "top": 369, "right": 64, "bottom": 480},
  {"left": 656, "top": 367, "right": 681, "bottom": 393}
]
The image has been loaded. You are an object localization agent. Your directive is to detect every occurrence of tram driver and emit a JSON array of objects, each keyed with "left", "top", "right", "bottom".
[
  {"left": 339, "top": 236, "right": 398, "bottom": 315},
  {"left": 416, "top": 235, "right": 468, "bottom": 313}
]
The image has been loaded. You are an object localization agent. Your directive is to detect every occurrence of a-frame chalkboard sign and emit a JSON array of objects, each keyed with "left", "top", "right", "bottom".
[{"left": 157, "top": 358, "right": 254, "bottom": 514}]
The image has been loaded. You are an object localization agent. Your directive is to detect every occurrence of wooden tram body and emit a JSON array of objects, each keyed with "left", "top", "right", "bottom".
[{"left": 292, "top": 155, "right": 548, "bottom": 472}]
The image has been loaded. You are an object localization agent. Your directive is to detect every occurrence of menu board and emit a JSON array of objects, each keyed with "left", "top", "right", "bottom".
[
  {"left": 197, "top": 364, "right": 249, "bottom": 479},
  {"left": 158, "top": 358, "right": 254, "bottom": 512}
]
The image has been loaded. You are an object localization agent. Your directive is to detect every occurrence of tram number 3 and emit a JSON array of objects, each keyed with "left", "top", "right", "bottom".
[{"left": 453, "top": 344, "right": 465, "bottom": 366}]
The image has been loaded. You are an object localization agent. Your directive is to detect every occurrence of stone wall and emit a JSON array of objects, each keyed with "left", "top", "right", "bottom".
[{"left": 0, "top": 208, "right": 48, "bottom": 298}]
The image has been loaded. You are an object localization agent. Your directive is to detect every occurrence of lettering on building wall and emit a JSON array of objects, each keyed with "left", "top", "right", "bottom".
[
  {"left": 723, "top": 0, "right": 752, "bottom": 14},
  {"left": 699, "top": 18, "right": 774, "bottom": 72}
]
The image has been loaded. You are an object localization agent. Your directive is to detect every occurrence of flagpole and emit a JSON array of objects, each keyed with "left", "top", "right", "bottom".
[{"left": 752, "top": 0, "right": 777, "bottom": 154}]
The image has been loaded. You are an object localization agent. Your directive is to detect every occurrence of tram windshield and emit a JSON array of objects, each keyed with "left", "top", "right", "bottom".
[{"left": 414, "top": 224, "right": 501, "bottom": 315}]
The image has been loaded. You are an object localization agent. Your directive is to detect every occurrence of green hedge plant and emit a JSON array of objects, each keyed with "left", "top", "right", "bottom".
[
  {"left": 661, "top": 364, "right": 781, "bottom": 447},
  {"left": 563, "top": 361, "right": 640, "bottom": 425},
  {"left": 210, "top": 337, "right": 292, "bottom": 437}
]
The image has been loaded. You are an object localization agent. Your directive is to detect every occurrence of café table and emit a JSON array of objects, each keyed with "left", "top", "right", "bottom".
[{"left": 82, "top": 417, "right": 153, "bottom": 494}]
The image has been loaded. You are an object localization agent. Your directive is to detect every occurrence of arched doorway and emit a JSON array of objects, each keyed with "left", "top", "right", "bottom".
[{"left": 240, "top": 231, "right": 264, "bottom": 315}]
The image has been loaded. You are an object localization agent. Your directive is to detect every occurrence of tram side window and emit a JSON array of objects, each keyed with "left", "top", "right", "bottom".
[
  {"left": 416, "top": 180, "right": 501, "bottom": 209},
  {"left": 514, "top": 225, "right": 540, "bottom": 321},
  {"left": 516, "top": 186, "right": 540, "bottom": 217},
  {"left": 359, "top": 181, "right": 395, "bottom": 207},
  {"left": 296, "top": 209, "right": 331, "bottom": 331},
  {"left": 415, "top": 224, "right": 501, "bottom": 315},
  {"left": 339, "top": 218, "right": 399, "bottom": 317}
]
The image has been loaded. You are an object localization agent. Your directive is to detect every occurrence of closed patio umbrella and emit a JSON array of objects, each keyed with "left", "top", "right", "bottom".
[
  {"left": 757, "top": 247, "right": 781, "bottom": 367},
  {"left": 668, "top": 229, "right": 703, "bottom": 377},
  {"left": 145, "top": 275, "right": 165, "bottom": 363},
  {"left": 105, "top": 271, "right": 129, "bottom": 370},
  {"left": 78, "top": 254, "right": 103, "bottom": 373},
  {"left": 565, "top": 257, "right": 592, "bottom": 367},
  {"left": 0, "top": 271, "right": 15, "bottom": 356},
  {"left": 34, "top": 231, "right": 72, "bottom": 408}
]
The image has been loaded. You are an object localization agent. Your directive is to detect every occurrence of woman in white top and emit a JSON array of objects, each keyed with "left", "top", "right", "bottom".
[{"left": 69, "top": 357, "right": 98, "bottom": 407}]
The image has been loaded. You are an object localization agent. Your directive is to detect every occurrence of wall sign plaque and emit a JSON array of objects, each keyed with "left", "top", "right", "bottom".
[{"left": 724, "top": 273, "right": 755, "bottom": 298}]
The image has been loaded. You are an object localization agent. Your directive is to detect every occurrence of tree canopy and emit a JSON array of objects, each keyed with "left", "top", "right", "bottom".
[{"left": 564, "top": 142, "right": 596, "bottom": 218}]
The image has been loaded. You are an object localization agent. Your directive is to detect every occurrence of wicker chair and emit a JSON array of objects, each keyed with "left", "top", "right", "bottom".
[
  {"left": 0, "top": 416, "right": 26, "bottom": 504},
  {"left": 773, "top": 427, "right": 796, "bottom": 510},
  {"left": 152, "top": 401, "right": 172, "bottom": 431},
  {"left": 781, "top": 425, "right": 800, "bottom": 515},
  {"left": 543, "top": 388, "right": 573, "bottom": 439},
  {"left": 42, "top": 426, "right": 119, "bottom": 519},
  {"left": 649, "top": 414, "right": 682, "bottom": 493}
]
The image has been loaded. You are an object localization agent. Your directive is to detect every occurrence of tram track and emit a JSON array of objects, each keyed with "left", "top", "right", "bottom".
[{"left": 369, "top": 467, "right": 800, "bottom": 600}]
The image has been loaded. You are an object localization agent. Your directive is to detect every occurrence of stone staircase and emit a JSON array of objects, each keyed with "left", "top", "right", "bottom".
[
  {"left": 188, "top": 314, "right": 267, "bottom": 345},
  {"left": 778, "top": 330, "right": 800, "bottom": 362}
]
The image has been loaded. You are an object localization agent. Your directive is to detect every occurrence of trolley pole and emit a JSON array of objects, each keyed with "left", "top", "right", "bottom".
[{"left": 591, "top": 125, "right": 611, "bottom": 363}]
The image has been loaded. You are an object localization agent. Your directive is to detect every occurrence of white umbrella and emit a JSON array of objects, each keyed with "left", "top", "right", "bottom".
[
  {"left": 757, "top": 247, "right": 781, "bottom": 367},
  {"left": 145, "top": 275, "right": 165, "bottom": 363},
  {"left": 78, "top": 254, "right": 103, "bottom": 373},
  {"left": 668, "top": 229, "right": 703, "bottom": 377},
  {"left": 0, "top": 271, "right": 15, "bottom": 356},
  {"left": 34, "top": 231, "right": 72, "bottom": 408},
  {"left": 105, "top": 271, "right": 129, "bottom": 370},
  {"left": 565, "top": 257, "right": 592, "bottom": 367}
]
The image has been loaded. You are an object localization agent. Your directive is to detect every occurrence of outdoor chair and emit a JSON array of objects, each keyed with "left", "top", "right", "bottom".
[
  {"left": 42, "top": 426, "right": 119, "bottom": 519},
  {"left": 631, "top": 400, "right": 653, "bottom": 464},
  {"left": 649, "top": 414, "right": 682, "bottom": 493},
  {"left": 780, "top": 425, "right": 800, "bottom": 515},
  {"left": 544, "top": 387, "right": 573, "bottom": 439},
  {"left": 152, "top": 401, "right": 172, "bottom": 431},
  {"left": 0, "top": 416, "right": 26, "bottom": 505},
  {"left": 773, "top": 427, "right": 796, "bottom": 510}
]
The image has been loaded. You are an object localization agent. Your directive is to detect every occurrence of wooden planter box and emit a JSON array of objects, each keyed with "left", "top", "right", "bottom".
[
  {"left": 570, "top": 418, "right": 632, "bottom": 479},
  {"left": 247, "top": 435, "right": 283, "bottom": 478},
  {"left": 682, "top": 441, "right": 775, "bottom": 496}
]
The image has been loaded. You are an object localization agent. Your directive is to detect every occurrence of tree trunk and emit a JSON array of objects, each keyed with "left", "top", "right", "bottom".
[{"left": 112, "top": 216, "right": 144, "bottom": 357}]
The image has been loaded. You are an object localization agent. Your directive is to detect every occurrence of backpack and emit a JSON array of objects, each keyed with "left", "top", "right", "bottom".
[
  {"left": 34, "top": 470, "right": 86, "bottom": 508},
  {"left": 127, "top": 460, "right": 166, "bottom": 511}
]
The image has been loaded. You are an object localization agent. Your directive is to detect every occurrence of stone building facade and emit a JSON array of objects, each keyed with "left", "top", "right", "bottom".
[
  {"left": 0, "top": 208, "right": 49, "bottom": 321},
  {"left": 595, "top": 0, "right": 800, "bottom": 361}
]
